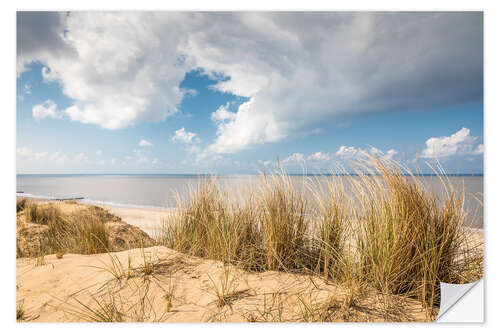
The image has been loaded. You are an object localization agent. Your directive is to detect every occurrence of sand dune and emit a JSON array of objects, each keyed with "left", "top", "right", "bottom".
[
  {"left": 16, "top": 200, "right": 482, "bottom": 322},
  {"left": 16, "top": 246, "right": 430, "bottom": 322}
]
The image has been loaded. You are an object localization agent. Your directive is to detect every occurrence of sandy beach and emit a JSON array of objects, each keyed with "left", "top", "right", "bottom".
[{"left": 97, "top": 204, "right": 174, "bottom": 237}]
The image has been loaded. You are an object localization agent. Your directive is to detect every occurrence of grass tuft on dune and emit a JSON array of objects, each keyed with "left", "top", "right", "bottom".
[{"left": 17, "top": 202, "right": 155, "bottom": 258}]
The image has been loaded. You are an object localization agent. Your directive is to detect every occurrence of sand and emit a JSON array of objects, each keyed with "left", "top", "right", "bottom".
[
  {"left": 16, "top": 246, "right": 431, "bottom": 322},
  {"left": 97, "top": 204, "right": 174, "bottom": 237},
  {"left": 16, "top": 201, "right": 483, "bottom": 322}
]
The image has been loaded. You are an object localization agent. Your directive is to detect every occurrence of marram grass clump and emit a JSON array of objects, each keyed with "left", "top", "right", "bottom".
[
  {"left": 159, "top": 179, "right": 266, "bottom": 270},
  {"left": 157, "top": 156, "right": 483, "bottom": 318},
  {"left": 26, "top": 202, "right": 62, "bottom": 225},
  {"left": 19, "top": 202, "right": 110, "bottom": 256},
  {"left": 350, "top": 157, "right": 480, "bottom": 315},
  {"left": 257, "top": 172, "right": 316, "bottom": 271}
]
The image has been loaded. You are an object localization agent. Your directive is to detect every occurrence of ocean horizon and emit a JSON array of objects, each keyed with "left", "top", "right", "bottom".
[
  {"left": 16, "top": 172, "right": 485, "bottom": 177},
  {"left": 16, "top": 173, "right": 484, "bottom": 227}
]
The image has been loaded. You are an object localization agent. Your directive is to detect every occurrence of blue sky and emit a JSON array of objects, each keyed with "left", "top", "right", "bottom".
[{"left": 16, "top": 12, "right": 483, "bottom": 174}]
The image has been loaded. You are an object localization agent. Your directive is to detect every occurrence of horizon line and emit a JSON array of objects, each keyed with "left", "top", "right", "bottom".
[{"left": 16, "top": 172, "right": 484, "bottom": 177}]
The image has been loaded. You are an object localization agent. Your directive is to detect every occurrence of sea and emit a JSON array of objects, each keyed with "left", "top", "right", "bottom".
[{"left": 16, "top": 174, "right": 484, "bottom": 228}]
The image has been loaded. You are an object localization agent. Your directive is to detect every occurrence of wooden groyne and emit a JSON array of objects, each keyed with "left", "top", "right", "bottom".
[{"left": 53, "top": 197, "right": 85, "bottom": 201}]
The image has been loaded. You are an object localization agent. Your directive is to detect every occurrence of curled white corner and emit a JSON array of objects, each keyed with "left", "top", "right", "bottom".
[{"left": 436, "top": 278, "right": 483, "bottom": 322}]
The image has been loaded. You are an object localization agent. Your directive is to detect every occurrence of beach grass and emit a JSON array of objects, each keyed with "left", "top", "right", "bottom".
[
  {"left": 26, "top": 202, "right": 62, "bottom": 225},
  {"left": 350, "top": 158, "right": 479, "bottom": 315},
  {"left": 157, "top": 156, "right": 483, "bottom": 318},
  {"left": 158, "top": 179, "right": 266, "bottom": 271},
  {"left": 19, "top": 202, "right": 110, "bottom": 256},
  {"left": 16, "top": 198, "right": 27, "bottom": 213}
]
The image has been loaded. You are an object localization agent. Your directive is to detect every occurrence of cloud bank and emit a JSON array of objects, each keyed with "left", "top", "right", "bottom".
[{"left": 18, "top": 12, "right": 483, "bottom": 154}]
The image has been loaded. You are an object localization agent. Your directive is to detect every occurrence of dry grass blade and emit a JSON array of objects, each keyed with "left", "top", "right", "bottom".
[
  {"left": 67, "top": 291, "right": 126, "bottom": 322},
  {"left": 206, "top": 265, "right": 249, "bottom": 309}
]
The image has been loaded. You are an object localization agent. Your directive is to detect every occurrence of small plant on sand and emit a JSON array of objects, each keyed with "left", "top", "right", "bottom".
[
  {"left": 94, "top": 251, "right": 130, "bottom": 282},
  {"left": 32, "top": 237, "right": 48, "bottom": 266},
  {"left": 16, "top": 299, "right": 40, "bottom": 322},
  {"left": 163, "top": 274, "right": 175, "bottom": 312},
  {"left": 65, "top": 277, "right": 169, "bottom": 322},
  {"left": 16, "top": 300, "right": 26, "bottom": 321},
  {"left": 206, "top": 265, "right": 247, "bottom": 308},
  {"left": 138, "top": 247, "right": 157, "bottom": 277},
  {"left": 245, "top": 291, "right": 285, "bottom": 322},
  {"left": 70, "top": 291, "right": 125, "bottom": 322}
]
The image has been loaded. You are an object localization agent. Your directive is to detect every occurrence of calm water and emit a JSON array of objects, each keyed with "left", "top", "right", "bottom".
[{"left": 16, "top": 174, "right": 483, "bottom": 227}]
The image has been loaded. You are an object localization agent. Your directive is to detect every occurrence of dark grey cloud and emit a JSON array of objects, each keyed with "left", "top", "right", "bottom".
[
  {"left": 355, "top": 12, "right": 483, "bottom": 113},
  {"left": 17, "top": 11, "right": 75, "bottom": 62}
]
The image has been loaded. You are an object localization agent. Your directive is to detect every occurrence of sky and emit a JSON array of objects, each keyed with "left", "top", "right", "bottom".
[{"left": 16, "top": 11, "right": 483, "bottom": 174}]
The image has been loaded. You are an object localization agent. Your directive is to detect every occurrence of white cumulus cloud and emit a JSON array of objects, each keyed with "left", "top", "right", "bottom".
[
  {"left": 139, "top": 139, "right": 153, "bottom": 147},
  {"left": 282, "top": 153, "right": 305, "bottom": 164},
  {"left": 334, "top": 146, "right": 360, "bottom": 159},
  {"left": 334, "top": 146, "right": 398, "bottom": 160},
  {"left": 211, "top": 103, "right": 237, "bottom": 123},
  {"left": 473, "top": 144, "right": 484, "bottom": 155},
  {"left": 32, "top": 99, "right": 62, "bottom": 119},
  {"left": 369, "top": 147, "right": 398, "bottom": 160},
  {"left": 420, "top": 127, "right": 483, "bottom": 159},
  {"left": 172, "top": 128, "right": 200, "bottom": 144},
  {"left": 20, "top": 12, "right": 191, "bottom": 130},
  {"left": 307, "top": 151, "right": 331, "bottom": 161}
]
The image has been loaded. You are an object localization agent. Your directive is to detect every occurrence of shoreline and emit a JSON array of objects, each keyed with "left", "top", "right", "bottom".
[
  {"left": 16, "top": 193, "right": 174, "bottom": 211},
  {"left": 17, "top": 196, "right": 172, "bottom": 238}
]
